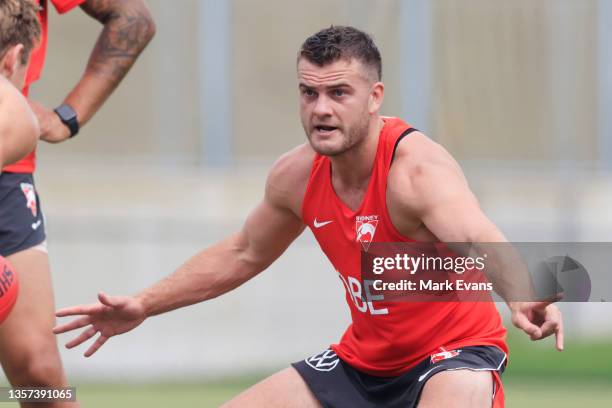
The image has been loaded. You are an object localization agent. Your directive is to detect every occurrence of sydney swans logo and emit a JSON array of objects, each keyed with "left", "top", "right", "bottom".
[{"left": 356, "top": 215, "right": 379, "bottom": 251}]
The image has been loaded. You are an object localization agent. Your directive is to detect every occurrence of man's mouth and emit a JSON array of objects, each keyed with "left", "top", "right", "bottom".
[{"left": 314, "top": 125, "right": 339, "bottom": 133}]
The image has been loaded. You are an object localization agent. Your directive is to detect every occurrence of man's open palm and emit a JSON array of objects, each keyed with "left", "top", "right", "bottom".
[{"left": 54, "top": 292, "right": 146, "bottom": 357}]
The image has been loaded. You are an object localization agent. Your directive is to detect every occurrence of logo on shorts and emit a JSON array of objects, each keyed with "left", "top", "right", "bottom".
[
  {"left": 356, "top": 215, "right": 379, "bottom": 251},
  {"left": 20, "top": 183, "right": 37, "bottom": 217},
  {"left": 430, "top": 348, "right": 461, "bottom": 364},
  {"left": 305, "top": 349, "right": 340, "bottom": 372}
]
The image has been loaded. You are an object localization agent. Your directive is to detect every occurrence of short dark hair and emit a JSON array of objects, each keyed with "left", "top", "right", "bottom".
[
  {"left": 298, "top": 25, "right": 382, "bottom": 81},
  {"left": 0, "top": 0, "right": 41, "bottom": 64}
]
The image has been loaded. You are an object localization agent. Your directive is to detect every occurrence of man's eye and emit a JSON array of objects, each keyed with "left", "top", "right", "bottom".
[
  {"left": 303, "top": 89, "right": 315, "bottom": 97},
  {"left": 333, "top": 89, "right": 345, "bottom": 97}
]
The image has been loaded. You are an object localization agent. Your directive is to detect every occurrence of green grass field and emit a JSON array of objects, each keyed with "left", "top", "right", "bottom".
[
  {"left": 1, "top": 377, "right": 610, "bottom": 407},
  {"left": 2, "top": 337, "right": 610, "bottom": 407},
  {"left": 52, "top": 377, "right": 612, "bottom": 408},
  {"left": 17, "top": 378, "right": 594, "bottom": 408},
  {"left": 502, "top": 336, "right": 612, "bottom": 407}
]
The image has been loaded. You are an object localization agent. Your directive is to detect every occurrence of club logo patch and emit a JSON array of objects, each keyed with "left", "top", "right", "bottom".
[
  {"left": 20, "top": 183, "right": 37, "bottom": 217},
  {"left": 305, "top": 349, "right": 340, "bottom": 372},
  {"left": 430, "top": 348, "right": 461, "bottom": 364},
  {"left": 356, "top": 215, "right": 379, "bottom": 251}
]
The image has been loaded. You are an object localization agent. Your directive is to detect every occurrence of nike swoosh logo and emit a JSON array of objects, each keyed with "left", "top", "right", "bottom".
[
  {"left": 31, "top": 220, "right": 42, "bottom": 230},
  {"left": 418, "top": 365, "right": 445, "bottom": 382},
  {"left": 313, "top": 218, "right": 333, "bottom": 229}
]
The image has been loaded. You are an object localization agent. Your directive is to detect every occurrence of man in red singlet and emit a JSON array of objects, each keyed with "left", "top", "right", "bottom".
[
  {"left": 0, "top": 0, "right": 40, "bottom": 171},
  {"left": 54, "top": 26, "right": 563, "bottom": 408},
  {"left": 0, "top": 1, "right": 155, "bottom": 406},
  {"left": 0, "top": 0, "right": 41, "bottom": 327}
]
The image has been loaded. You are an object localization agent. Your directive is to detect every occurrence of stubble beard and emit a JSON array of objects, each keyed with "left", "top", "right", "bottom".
[{"left": 305, "top": 110, "right": 371, "bottom": 157}]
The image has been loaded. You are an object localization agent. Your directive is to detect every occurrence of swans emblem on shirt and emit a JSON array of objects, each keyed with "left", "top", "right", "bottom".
[{"left": 356, "top": 215, "right": 379, "bottom": 251}]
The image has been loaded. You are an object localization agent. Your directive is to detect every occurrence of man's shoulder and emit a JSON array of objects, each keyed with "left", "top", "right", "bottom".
[
  {"left": 391, "top": 130, "right": 463, "bottom": 181},
  {"left": 269, "top": 143, "right": 315, "bottom": 183},
  {"left": 266, "top": 143, "right": 316, "bottom": 213},
  {"left": 388, "top": 130, "right": 468, "bottom": 215},
  {"left": 0, "top": 77, "right": 30, "bottom": 111}
]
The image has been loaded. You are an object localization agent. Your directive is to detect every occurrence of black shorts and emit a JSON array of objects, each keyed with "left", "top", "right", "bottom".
[
  {"left": 292, "top": 345, "right": 506, "bottom": 408},
  {"left": 0, "top": 173, "right": 46, "bottom": 257}
]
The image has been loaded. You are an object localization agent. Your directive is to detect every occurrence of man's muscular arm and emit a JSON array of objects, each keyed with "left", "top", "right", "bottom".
[
  {"left": 136, "top": 158, "right": 307, "bottom": 317},
  {"left": 388, "top": 132, "right": 563, "bottom": 350},
  {"left": 53, "top": 145, "right": 314, "bottom": 356},
  {"left": 33, "top": 0, "right": 155, "bottom": 143}
]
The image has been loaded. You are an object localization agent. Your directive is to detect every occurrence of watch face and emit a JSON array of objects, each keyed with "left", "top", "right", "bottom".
[{"left": 56, "top": 105, "right": 77, "bottom": 121}]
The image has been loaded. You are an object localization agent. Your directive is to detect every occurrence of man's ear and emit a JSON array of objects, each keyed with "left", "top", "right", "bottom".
[
  {"left": 0, "top": 44, "right": 24, "bottom": 78},
  {"left": 368, "top": 81, "right": 385, "bottom": 114}
]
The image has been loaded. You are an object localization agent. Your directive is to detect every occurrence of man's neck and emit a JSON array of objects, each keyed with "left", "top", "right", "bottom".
[{"left": 329, "top": 116, "right": 384, "bottom": 188}]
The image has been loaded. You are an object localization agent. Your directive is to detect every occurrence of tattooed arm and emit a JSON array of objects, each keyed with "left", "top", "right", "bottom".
[{"left": 32, "top": 0, "right": 156, "bottom": 143}]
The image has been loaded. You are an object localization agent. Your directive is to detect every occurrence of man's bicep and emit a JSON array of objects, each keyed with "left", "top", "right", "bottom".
[
  {"left": 239, "top": 197, "right": 305, "bottom": 271},
  {"left": 422, "top": 196, "right": 496, "bottom": 242},
  {"left": 417, "top": 165, "right": 505, "bottom": 243}
]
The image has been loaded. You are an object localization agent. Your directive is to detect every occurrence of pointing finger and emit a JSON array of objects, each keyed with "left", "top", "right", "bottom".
[{"left": 556, "top": 319, "right": 564, "bottom": 351}]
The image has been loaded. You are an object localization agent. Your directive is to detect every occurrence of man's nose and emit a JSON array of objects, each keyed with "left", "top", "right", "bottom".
[{"left": 312, "top": 95, "right": 333, "bottom": 117}]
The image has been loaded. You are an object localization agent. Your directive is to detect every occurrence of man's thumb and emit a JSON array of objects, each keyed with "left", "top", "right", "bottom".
[
  {"left": 513, "top": 312, "right": 542, "bottom": 339},
  {"left": 98, "top": 292, "right": 123, "bottom": 308}
]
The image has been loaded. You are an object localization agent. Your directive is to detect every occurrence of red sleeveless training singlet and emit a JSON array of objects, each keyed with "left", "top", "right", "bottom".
[{"left": 302, "top": 116, "right": 508, "bottom": 376}]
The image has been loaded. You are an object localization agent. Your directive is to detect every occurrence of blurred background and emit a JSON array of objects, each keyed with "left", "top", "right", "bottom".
[{"left": 6, "top": 0, "right": 612, "bottom": 406}]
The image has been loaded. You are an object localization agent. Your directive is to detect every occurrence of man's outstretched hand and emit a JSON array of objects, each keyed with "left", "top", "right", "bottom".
[
  {"left": 54, "top": 292, "right": 147, "bottom": 357},
  {"left": 510, "top": 300, "right": 564, "bottom": 351}
]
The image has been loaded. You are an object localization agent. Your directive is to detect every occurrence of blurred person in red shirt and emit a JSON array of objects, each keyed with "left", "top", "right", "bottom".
[
  {"left": 0, "top": 0, "right": 39, "bottom": 170},
  {"left": 0, "top": 0, "right": 40, "bottom": 328},
  {"left": 0, "top": 1, "right": 155, "bottom": 406}
]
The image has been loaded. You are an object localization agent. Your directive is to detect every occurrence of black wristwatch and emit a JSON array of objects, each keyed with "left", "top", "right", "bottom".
[{"left": 54, "top": 103, "right": 79, "bottom": 138}]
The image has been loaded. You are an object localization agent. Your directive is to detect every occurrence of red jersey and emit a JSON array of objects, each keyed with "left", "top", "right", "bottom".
[
  {"left": 3, "top": 0, "right": 85, "bottom": 174},
  {"left": 302, "top": 116, "right": 508, "bottom": 376}
]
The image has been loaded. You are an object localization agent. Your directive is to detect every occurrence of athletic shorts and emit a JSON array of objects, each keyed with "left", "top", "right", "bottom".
[
  {"left": 292, "top": 345, "right": 507, "bottom": 408},
  {"left": 0, "top": 173, "right": 46, "bottom": 257}
]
